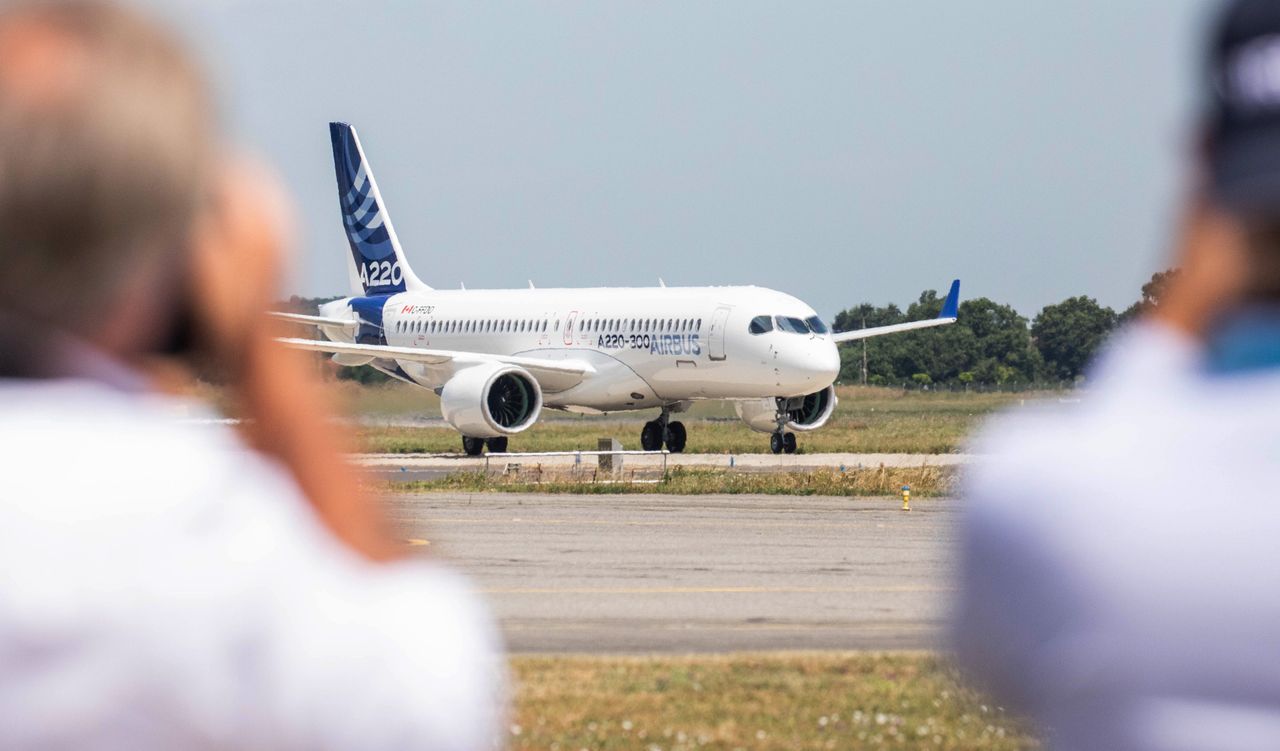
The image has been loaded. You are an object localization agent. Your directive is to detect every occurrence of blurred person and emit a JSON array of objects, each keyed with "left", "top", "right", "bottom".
[
  {"left": 953, "top": 1, "right": 1280, "bottom": 749},
  {"left": 0, "top": 1, "right": 502, "bottom": 748}
]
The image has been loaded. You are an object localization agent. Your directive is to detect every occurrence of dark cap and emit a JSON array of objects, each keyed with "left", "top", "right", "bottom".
[{"left": 1207, "top": 0, "right": 1280, "bottom": 216}]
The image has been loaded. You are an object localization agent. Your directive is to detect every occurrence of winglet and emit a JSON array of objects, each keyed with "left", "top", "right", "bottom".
[{"left": 939, "top": 279, "right": 960, "bottom": 320}]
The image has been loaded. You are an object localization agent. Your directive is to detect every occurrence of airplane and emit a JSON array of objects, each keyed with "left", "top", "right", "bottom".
[{"left": 275, "top": 122, "right": 960, "bottom": 456}]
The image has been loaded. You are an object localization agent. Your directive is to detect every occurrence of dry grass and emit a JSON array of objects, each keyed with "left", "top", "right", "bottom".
[
  {"left": 394, "top": 466, "right": 955, "bottom": 497},
  {"left": 509, "top": 652, "right": 1039, "bottom": 750},
  {"left": 351, "top": 385, "right": 1039, "bottom": 455}
]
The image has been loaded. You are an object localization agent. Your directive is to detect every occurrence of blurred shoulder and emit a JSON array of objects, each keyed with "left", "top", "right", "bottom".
[
  {"left": 968, "top": 319, "right": 1200, "bottom": 497},
  {"left": 0, "top": 378, "right": 296, "bottom": 517}
]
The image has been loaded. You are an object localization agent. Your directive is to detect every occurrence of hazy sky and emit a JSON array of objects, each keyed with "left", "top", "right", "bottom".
[{"left": 151, "top": 1, "right": 1214, "bottom": 319}]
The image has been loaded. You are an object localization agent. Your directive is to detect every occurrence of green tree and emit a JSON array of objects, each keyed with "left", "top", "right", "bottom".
[
  {"left": 1031, "top": 296, "right": 1117, "bottom": 381},
  {"left": 833, "top": 302, "right": 905, "bottom": 384},
  {"left": 956, "top": 297, "right": 1044, "bottom": 384},
  {"left": 1120, "top": 268, "right": 1181, "bottom": 323},
  {"left": 832, "top": 291, "right": 1044, "bottom": 386}
]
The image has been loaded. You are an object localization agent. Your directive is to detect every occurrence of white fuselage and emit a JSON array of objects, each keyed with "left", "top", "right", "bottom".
[{"left": 336, "top": 285, "right": 840, "bottom": 413}]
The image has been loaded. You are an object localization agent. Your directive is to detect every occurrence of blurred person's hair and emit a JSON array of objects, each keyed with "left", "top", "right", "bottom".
[
  {"left": 1240, "top": 220, "right": 1280, "bottom": 299},
  {"left": 0, "top": 0, "right": 213, "bottom": 349}
]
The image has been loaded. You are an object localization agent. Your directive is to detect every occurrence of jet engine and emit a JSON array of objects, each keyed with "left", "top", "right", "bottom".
[
  {"left": 440, "top": 364, "right": 543, "bottom": 438},
  {"left": 734, "top": 386, "right": 838, "bottom": 434}
]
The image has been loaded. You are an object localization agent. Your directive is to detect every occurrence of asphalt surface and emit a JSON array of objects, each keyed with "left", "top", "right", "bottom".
[{"left": 385, "top": 492, "right": 956, "bottom": 654}]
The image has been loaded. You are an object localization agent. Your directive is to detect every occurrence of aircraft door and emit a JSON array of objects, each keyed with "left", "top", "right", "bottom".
[
  {"left": 708, "top": 306, "right": 731, "bottom": 361},
  {"left": 563, "top": 311, "right": 579, "bottom": 346}
]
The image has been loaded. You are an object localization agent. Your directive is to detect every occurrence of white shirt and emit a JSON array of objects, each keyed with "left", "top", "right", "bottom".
[
  {"left": 954, "top": 320, "right": 1280, "bottom": 751},
  {"left": 0, "top": 377, "right": 503, "bottom": 750}
]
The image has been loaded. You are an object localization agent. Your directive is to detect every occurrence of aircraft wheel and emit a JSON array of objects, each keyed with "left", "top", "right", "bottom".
[
  {"left": 769, "top": 432, "right": 784, "bottom": 454},
  {"left": 641, "top": 420, "right": 664, "bottom": 451},
  {"left": 486, "top": 436, "right": 509, "bottom": 454},
  {"left": 783, "top": 432, "right": 798, "bottom": 454},
  {"left": 665, "top": 421, "right": 687, "bottom": 453},
  {"left": 462, "top": 436, "right": 486, "bottom": 456}
]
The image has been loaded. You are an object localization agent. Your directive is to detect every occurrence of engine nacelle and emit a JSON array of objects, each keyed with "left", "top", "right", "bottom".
[
  {"left": 440, "top": 364, "right": 542, "bottom": 438},
  {"left": 734, "top": 386, "right": 838, "bottom": 434}
]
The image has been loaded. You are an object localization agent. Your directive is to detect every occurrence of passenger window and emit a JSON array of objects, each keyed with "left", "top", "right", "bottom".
[
  {"left": 696, "top": 318, "right": 702, "bottom": 330},
  {"left": 776, "top": 316, "right": 808, "bottom": 334},
  {"left": 748, "top": 315, "right": 773, "bottom": 335}
]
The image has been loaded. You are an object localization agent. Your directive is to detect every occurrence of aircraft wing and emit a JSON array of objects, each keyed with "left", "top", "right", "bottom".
[
  {"left": 268, "top": 311, "right": 359, "bottom": 329},
  {"left": 831, "top": 279, "right": 960, "bottom": 344},
  {"left": 276, "top": 337, "right": 595, "bottom": 390}
]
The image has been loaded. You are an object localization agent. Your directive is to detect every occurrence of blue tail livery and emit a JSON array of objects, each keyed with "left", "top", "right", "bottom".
[
  {"left": 329, "top": 122, "right": 428, "bottom": 296},
  {"left": 940, "top": 279, "right": 960, "bottom": 320}
]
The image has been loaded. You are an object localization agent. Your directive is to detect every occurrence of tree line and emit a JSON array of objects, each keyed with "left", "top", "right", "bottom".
[
  {"left": 283, "top": 269, "right": 1178, "bottom": 389},
  {"left": 832, "top": 269, "right": 1178, "bottom": 387}
]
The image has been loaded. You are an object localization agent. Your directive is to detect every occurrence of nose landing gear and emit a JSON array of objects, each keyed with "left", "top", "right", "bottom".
[
  {"left": 641, "top": 406, "right": 687, "bottom": 453},
  {"left": 768, "top": 397, "right": 799, "bottom": 454}
]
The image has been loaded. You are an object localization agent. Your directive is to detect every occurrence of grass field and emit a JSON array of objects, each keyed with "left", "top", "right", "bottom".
[
  {"left": 395, "top": 465, "right": 957, "bottom": 496},
  {"left": 342, "top": 383, "right": 1041, "bottom": 455},
  {"left": 509, "top": 652, "right": 1039, "bottom": 750}
]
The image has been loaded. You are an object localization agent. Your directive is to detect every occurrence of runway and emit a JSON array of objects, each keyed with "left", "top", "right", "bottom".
[{"left": 385, "top": 491, "right": 956, "bottom": 653}]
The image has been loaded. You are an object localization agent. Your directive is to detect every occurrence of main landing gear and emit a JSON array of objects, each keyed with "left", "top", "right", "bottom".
[
  {"left": 461, "top": 436, "right": 509, "bottom": 456},
  {"left": 641, "top": 406, "right": 687, "bottom": 453}
]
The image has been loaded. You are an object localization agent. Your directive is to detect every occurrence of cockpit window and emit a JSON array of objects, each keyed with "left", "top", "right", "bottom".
[
  {"left": 776, "top": 316, "right": 809, "bottom": 334},
  {"left": 748, "top": 315, "right": 774, "bottom": 335},
  {"left": 805, "top": 316, "right": 829, "bottom": 335}
]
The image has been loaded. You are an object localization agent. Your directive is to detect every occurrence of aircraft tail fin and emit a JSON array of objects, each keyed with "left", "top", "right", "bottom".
[{"left": 329, "top": 122, "right": 429, "bottom": 296}]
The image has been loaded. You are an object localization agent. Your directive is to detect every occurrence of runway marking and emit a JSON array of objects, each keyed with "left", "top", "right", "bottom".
[
  {"left": 480, "top": 585, "right": 951, "bottom": 595},
  {"left": 404, "top": 538, "right": 431, "bottom": 546}
]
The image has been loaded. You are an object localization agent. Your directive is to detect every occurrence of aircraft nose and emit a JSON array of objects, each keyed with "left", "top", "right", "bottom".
[
  {"left": 813, "top": 341, "right": 840, "bottom": 383},
  {"left": 786, "top": 341, "right": 840, "bottom": 389}
]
